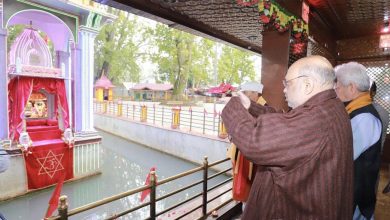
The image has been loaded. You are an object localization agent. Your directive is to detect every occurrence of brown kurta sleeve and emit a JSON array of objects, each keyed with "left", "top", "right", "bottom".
[
  {"left": 222, "top": 97, "right": 326, "bottom": 171},
  {"left": 247, "top": 100, "right": 277, "bottom": 117}
]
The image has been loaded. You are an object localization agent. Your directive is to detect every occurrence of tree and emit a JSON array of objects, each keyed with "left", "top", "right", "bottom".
[
  {"left": 188, "top": 38, "right": 215, "bottom": 88},
  {"left": 94, "top": 12, "right": 146, "bottom": 83},
  {"left": 150, "top": 24, "right": 195, "bottom": 98},
  {"left": 150, "top": 24, "right": 216, "bottom": 98},
  {"left": 217, "top": 46, "right": 256, "bottom": 85}
]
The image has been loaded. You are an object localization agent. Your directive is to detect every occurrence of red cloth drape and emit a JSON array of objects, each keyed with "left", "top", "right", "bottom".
[
  {"left": 232, "top": 154, "right": 254, "bottom": 202},
  {"left": 8, "top": 77, "right": 70, "bottom": 140},
  {"left": 24, "top": 142, "right": 73, "bottom": 190},
  {"left": 45, "top": 174, "right": 65, "bottom": 219},
  {"left": 140, "top": 167, "right": 156, "bottom": 202},
  {"left": 8, "top": 77, "right": 33, "bottom": 141}
]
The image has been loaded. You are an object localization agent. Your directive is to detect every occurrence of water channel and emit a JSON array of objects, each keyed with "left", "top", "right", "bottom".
[{"left": 0, "top": 130, "right": 227, "bottom": 220}]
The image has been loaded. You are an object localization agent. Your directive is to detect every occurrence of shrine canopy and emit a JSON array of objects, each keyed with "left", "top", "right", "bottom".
[
  {"left": 8, "top": 77, "right": 70, "bottom": 141},
  {"left": 6, "top": 11, "right": 71, "bottom": 141},
  {"left": 7, "top": 10, "right": 73, "bottom": 52},
  {"left": 94, "top": 74, "right": 115, "bottom": 89}
]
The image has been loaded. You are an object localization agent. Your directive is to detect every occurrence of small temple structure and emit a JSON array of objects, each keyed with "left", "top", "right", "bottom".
[
  {"left": 94, "top": 73, "right": 115, "bottom": 101},
  {"left": 130, "top": 83, "right": 173, "bottom": 101},
  {"left": 0, "top": 0, "right": 115, "bottom": 199}
]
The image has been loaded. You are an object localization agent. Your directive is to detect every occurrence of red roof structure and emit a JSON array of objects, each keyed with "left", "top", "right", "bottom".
[
  {"left": 94, "top": 74, "right": 115, "bottom": 89},
  {"left": 208, "top": 83, "right": 235, "bottom": 94},
  {"left": 132, "top": 83, "right": 173, "bottom": 91}
]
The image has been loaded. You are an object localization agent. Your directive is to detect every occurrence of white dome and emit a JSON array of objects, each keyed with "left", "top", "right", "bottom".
[{"left": 9, "top": 28, "right": 52, "bottom": 68}]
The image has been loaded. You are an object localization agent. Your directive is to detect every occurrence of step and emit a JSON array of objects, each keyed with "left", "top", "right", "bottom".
[
  {"left": 27, "top": 125, "right": 59, "bottom": 133},
  {"left": 29, "top": 129, "right": 62, "bottom": 142},
  {"left": 31, "top": 139, "right": 65, "bottom": 147}
]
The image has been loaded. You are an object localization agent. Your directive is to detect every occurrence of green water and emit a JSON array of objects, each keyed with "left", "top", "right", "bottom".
[{"left": 0, "top": 130, "right": 226, "bottom": 220}]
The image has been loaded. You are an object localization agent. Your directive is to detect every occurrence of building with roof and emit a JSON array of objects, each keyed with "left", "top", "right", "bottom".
[{"left": 129, "top": 83, "right": 173, "bottom": 101}]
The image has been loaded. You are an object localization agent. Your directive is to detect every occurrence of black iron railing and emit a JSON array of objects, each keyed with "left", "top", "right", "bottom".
[{"left": 48, "top": 157, "right": 232, "bottom": 220}]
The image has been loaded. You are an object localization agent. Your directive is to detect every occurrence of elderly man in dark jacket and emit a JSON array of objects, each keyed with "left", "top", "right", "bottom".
[
  {"left": 221, "top": 56, "right": 353, "bottom": 219},
  {"left": 334, "top": 62, "right": 382, "bottom": 219}
]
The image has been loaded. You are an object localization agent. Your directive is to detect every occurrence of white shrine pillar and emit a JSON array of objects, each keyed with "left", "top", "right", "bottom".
[
  {"left": 0, "top": 28, "right": 8, "bottom": 139},
  {"left": 74, "top": 26, "right": 98, "bottom": 133},
  {"left": 56, "top": 50, "right": 72, "bottom": 126}
]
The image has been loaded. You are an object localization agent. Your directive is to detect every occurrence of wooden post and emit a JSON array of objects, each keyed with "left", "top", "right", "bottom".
[
  {"left": 141, "top": 105, "right": 147, "bottom": 122},
  {"left": 117, "top": 101, "right": 122, "bottom": 116},
  {"left": 261, "top": 29, "right": 291, "bottom": 111},
  {"left": 150, "top": 171, "right": 156, "bottom": 220},
  {"left": 171, "top": 107, "right": 181, "bottom": 129},
  {"left": 58, "top": 195, "right": 68, "bottom": 220},
  {"left": 218, "top": 119, "right": 228, "bottom": 139},
  {"left": 202, "top": 156, "right": 208, "bottom": 216},
  {"left": 103, "top": 101, "right": 107, "bottom": 113}
]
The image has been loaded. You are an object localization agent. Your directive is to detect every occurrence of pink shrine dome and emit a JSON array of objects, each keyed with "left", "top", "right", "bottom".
[
  {"left": 94, "top": 74, "right": 115, "bottom": 89},
  {"left": 9, "top": 27, "right": 52, "bottom": 67}
]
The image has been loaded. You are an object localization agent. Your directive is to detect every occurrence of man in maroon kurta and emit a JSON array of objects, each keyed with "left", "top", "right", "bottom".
[{"left": 221, "top": 56, "right": 353, "bottom": 219}]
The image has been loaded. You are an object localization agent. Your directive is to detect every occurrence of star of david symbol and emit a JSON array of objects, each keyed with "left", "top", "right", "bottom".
[{"left": 36, "top": 150, "right": 64, "bottom": 178}]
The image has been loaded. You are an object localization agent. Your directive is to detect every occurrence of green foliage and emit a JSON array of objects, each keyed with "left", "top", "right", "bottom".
[
  {"left": 95, "top": 12, "right": 145, "bottom": 83},
  {"left": 189, "top": 38, "right": 215, "bottom": 88},
  {"left": 217, "top": 46, "right": 256, "bottom": 85},
  {"left": 93, "top": 11, "right": 256, "bottom": 93},
  {"left": 7, "top": 25, "right": 25, "bottom": 51},
  {"left": 150, "top": 24, "right": 194, "bottom": 97}
]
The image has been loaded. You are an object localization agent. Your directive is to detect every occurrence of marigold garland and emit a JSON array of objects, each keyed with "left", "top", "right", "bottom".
[{"left": 236, "top": 0, "right": 309, "bottom": 41}]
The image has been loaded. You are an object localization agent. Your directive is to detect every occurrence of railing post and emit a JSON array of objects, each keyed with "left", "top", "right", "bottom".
[
  {"left": 150, "top": 171, "right": 157, "bottom": 220},
  {"left": 153, "top": 104, "right": 156, "bottom": 124},
  {"left": 217, "top": 114, "right": 221, "bottom": 135},
  {"left": 213, "top": 107, "right": 216, "bottom": 133},
  {"left": 202, "top": 156, "right": 208, "bottom": 217},
  {"left": 117, "top": 100, "right": 122, "bottom": 117},
  {"left": 162, "top": 107, "right": 164, "bottom": 126},
  {"left": 141, "top": 105, "right": 148, "bottom": 122},
  {"left": 58, "top": 195, "right": 68, "bottom": 220},
  {"left": 203, "top": 109, "right": 206, "bottom": 134},
  {"left": 171, "top": 107, "right": 181, "bottom": 129},
  {"left": 133, "top": 105, "right": 135, "bottom": 120},
  {"left": 189, "top": 107, "right": 192, "bottom": 132},
  {"left": 218, "top": 118, "right": 228, "bottom": 139},
  {"left": 103, "top": 101, "right": 107, "bottom": 113}
]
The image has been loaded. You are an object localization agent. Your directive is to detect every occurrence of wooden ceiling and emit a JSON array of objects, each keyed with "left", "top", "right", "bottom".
[
  {"left": 95, "top": 0, "right": 390, "bottom": 60},
  {"left": 303, "top": 0, "right": 390, "bottom": 39}
]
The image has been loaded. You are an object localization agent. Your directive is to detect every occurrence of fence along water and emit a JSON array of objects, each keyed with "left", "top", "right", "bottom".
[{"left": 94, "top": 101, "right": 228, "bottom": 138}]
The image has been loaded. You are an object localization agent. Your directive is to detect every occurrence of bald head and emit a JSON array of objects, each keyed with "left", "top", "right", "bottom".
[
  {"left": 291, "top": 55, "right": 335, "bottom": 90},
  {"left": 284, "top": 56, "right": 335, "bottom": 109}
]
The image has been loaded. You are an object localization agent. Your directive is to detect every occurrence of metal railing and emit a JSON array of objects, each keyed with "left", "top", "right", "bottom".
[
  {"left": 94, "top": 101, "right": 228, "bottom": 138},
  {"left": 48, "top": 157, "right": 232, "bottom": 220},
  {"left": 73, "top": 142, "right": 100, "bottom": 176}
]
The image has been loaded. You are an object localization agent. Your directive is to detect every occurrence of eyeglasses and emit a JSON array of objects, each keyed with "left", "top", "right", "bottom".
[{"left": 282, "top": 75, "right": 308, "bottom": 87}]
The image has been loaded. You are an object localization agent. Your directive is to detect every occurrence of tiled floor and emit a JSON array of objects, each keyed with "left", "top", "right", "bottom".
[{"left": 375, "top": 165, "right": 390, "bottom": 220}]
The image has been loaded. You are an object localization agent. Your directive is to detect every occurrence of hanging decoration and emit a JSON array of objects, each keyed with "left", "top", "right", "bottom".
[
  {"left": 236, "top": 0, "right": 309, "bottom": 41},
  {"left": 236, "top": 0, "right": 259, "bottom": 6}
]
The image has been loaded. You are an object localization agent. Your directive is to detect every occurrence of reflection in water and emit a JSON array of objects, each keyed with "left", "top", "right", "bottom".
[{"left": 0, "top": 130, "right": 227, "bottom": 220}]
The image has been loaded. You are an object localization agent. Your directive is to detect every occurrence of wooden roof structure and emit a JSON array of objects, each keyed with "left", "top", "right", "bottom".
[{"left": 95, "top": 0, "right": 390, "bottom": 62}]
